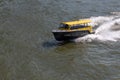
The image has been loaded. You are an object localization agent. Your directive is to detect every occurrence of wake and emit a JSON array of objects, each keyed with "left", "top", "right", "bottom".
[{"left": 74, "top": 12, "right": 120, "bottom": 42}]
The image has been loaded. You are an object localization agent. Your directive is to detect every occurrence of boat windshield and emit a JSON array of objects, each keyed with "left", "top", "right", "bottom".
[{"left": 59, "top": 23, "right": 69, "bottom": 29}]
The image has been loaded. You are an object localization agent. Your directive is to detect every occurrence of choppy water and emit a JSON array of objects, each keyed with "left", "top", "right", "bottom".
[{"left": 0, "top": 0, "right": 120, "bottom": 80}]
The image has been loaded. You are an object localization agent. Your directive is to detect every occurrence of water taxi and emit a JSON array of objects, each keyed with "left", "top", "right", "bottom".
[{"left": 52, "top": 19, "right": 93, "bottom": 41}]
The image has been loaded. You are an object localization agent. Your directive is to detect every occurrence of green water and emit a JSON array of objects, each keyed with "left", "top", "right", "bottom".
[{"left": 0, "top": 0, "right": 120, "bottom": 80}]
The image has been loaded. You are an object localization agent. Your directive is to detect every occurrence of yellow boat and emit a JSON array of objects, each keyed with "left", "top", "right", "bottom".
[{"left": 52, "top": 19, "right": 93, "bottom": 41}]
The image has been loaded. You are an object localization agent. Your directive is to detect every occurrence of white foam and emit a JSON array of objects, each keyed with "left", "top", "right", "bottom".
[
  {"left": 89, "top": 16, "right": 114, "bottom": 27},
  {"left": 110, "top": 12, "right": 120, "bottom": 15},
  {"left": 74, "top": 15, "right": 120, "bottom": 42}
]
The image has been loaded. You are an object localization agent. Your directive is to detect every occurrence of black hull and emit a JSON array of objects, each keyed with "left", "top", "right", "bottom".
[{"left": 52, "top": 30, "right": 90, "bottom": 41}]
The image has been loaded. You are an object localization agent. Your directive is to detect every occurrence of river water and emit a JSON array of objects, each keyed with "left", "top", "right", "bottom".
[{"left": 0, "top": 0, "right": 120, "bottom": 80}]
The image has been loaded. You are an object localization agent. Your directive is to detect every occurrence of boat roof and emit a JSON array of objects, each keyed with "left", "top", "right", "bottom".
[{"left": 62, "top": 19, "right": 91, "bottom": 26}]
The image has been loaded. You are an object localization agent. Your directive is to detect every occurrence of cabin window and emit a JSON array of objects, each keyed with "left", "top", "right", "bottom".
[
  {"left": 59, "top": 24, "right": 69, "bottom": 29},
  {"left": 70, "top": 25, "right": 85, "bottom": 29}
]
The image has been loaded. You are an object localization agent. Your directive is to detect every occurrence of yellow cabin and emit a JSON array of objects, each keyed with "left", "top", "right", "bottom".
[{"left": 59, "top": 19, "right": 93, "bottom": 33}]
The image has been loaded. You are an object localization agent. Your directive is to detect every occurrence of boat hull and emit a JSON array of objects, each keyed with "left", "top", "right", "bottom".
[{"left": 52, "top": 30, "right": 90, "bottom": 41}]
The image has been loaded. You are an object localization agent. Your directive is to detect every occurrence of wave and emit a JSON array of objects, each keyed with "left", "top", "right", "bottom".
[{"left": 74, "top": 13, "right": 120, "bottom": 42}]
